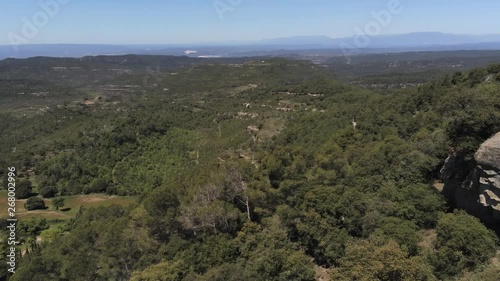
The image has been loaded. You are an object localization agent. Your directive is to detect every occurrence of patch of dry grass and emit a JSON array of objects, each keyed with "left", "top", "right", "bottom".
[{"left": 0, "top": 191, "right": 137, "bottom": 220}]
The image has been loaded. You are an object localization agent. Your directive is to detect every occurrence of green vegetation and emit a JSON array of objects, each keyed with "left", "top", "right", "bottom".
[
  {"left": 52, "top": 198, "right": 65, "bottom": 210},
  {"left": 325, "top": 50, "right": 500, "bottom": 89},
  {"left": 24, "top": 197, "right": 46, "bottom": 211},
  {"left": 39, "top": 186, "right": 57, "bottom": 198},
  {"left": 1, "top": 55, "right": 499, "bottom": 280},
  {"left": 15, "top": 180, "right": 32, "bottom": 199},
  {"left": 432, "top": 211, "right": 498, "bottom": 279}
]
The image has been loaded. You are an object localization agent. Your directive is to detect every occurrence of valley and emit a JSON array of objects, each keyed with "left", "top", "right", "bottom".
[{"left": 0, "top": 52, "right": 499, "bottom": 280}]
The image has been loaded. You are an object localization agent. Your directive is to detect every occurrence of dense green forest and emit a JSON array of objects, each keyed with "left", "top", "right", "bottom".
[
  {"left": 1, "top": 55, "right": 500, "bottom": 280},
  {"left": 324, "top": 50, "right": 500, "bottom": 88}
]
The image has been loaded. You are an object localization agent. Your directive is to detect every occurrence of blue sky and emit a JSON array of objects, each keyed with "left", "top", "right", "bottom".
[{"left": 1, "top": 0, "right": 499, "bottom": 45}]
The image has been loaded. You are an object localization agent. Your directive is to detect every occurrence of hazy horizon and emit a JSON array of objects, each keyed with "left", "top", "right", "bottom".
[
  {"left": 2, "top": 0, "right": 500, "bottom": 45},
  {"left": 2, "top": 31, "right": 500, "bottom": 47}
]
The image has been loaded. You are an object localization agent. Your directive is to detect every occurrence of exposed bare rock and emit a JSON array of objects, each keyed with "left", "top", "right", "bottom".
[
  {"left": 475, "top": 132, "right": 500, "bottom": 169},
  {"left": 440, "top": 152, "right": 468, "bottom": 181},
  {"left": 246, "top": 125, "right": 260, "bottom": 133},
  {"left": 246, "top": 125, "right": 260, "bottom": 143},
  {"left": 474, "top": 132, "right": 500, "bottom": 211},
  {"left": 441, "top": 132, "right": 500, "bottom": 226}
]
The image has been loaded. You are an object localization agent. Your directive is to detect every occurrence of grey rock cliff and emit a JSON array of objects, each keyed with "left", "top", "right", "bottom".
[
  {"left": 441, "top": 132, "right": 500, "bottom": 225},
  {"left": 474, "top": 132, "right": 500, "bottom": 212}
]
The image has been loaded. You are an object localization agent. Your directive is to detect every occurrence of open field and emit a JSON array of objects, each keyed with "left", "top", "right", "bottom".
[{"left": 0, "top": 190, "right": 137, "bottom": 220}]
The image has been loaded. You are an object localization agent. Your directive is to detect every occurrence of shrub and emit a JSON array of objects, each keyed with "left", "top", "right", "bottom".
[
  {"left": 24, "top": 197, "right": 46, "bottom": 211},
  {"left": 39, "top": 186, "right": 58, "bottom": 198},
  {"left": 52, "top": 197, "right": 65, "bottom": 210},
  {"left": 432, "top": 211, "right": 499, "bottom": 278},
  {"left": 16, "top": 180, "right": 33, "bottom": 199}
]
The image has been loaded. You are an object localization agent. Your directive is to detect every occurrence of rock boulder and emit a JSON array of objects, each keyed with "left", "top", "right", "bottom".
[
  {"left": 474, "top": 132, "right": 500, "bottom": 212},
  {"left": 441, "top": 132, "right": 500, "bottom": 227}
]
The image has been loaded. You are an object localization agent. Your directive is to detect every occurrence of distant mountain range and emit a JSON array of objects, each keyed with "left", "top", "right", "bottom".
[
  {"left": 259, "top": 33, "right": 500, "bottom": 47},
  {"left": 1, "top": 32, "right": 500, "bottom": 60}
]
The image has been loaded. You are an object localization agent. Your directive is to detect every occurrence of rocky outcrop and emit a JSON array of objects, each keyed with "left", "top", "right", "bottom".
[
  {"left": 474, "top": 132, "right": 500, "bottom": 214},
  {"left": 441, "top": 132, "right": 500, "bottom": 227}
]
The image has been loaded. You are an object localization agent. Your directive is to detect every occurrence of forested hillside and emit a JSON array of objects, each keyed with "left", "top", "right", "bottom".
[{"left": 1, "top": 56, "right": 500, "bottom": 280}]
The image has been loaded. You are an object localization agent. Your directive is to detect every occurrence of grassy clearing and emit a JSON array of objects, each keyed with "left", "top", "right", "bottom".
[{"left": 0, "top": 190, "right": 137, "bottom": 220}]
